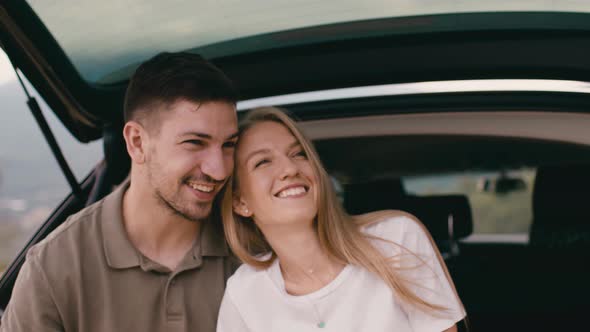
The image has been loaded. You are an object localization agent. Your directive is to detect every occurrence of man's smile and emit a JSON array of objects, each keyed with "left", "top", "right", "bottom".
[{"left": 186, "top": 180, "right": 215, "bottom": 193}]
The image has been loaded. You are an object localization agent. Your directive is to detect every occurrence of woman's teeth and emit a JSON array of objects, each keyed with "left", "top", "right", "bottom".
[{"left": 277, "top": 186, "right": 306, "bottom": 198}]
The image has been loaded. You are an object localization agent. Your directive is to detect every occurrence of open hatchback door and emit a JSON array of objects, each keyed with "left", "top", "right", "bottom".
[{"left": 3, "top": 1, "right": 590, "bottom": 331}]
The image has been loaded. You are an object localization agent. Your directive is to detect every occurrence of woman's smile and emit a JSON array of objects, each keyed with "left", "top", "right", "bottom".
[{"left": 274, "top": 184, "right": 309, "bottom": 198}]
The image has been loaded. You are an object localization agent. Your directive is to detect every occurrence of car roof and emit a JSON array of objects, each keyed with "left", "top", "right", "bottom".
[{"left": 3, "top": 2, "right": 590, "bottom": 141}]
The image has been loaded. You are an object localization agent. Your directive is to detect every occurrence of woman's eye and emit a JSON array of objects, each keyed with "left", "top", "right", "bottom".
[
  {"left": 293, "top": 150, "right": 307, "bottom": 159},
  {"left": 254, "top": 159, "right": 269, "bottom": 168}
]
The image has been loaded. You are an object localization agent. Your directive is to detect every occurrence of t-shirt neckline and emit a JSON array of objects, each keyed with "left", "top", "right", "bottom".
[{"left": 266, "top": 258, "right": 354, "bottom": 302}]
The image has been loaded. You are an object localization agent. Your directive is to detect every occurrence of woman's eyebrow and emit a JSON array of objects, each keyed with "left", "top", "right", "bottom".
[
  {"left": 245, "top": 148, "right": 270, "bottom": 164},
  {"left": 244, "top": 141, "right": 301, "bottom": 163}
]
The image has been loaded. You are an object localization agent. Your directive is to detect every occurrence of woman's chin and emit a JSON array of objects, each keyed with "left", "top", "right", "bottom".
[{"left": 260, "top": 211, "right": 317, "bottom": 228}]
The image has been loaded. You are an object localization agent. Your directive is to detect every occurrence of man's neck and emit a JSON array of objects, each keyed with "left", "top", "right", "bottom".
[{"left": 122, "top": 181, "right": 201, "bottom": 271}]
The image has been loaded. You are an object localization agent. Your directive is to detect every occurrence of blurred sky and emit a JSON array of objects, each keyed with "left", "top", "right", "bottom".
[
  {"left": 0, "top": 48, "right": 102, "bottom": 203},
  {"left": 0, "top": 49, "right": 102, "bottom": 267},
  {"left": 0, "top": 51, "right": 16, "bottom": 86}
]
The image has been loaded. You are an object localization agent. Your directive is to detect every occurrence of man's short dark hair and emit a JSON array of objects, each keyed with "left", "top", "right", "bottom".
[{"left": 123, "top": 52, "right": 238, "bottom": 125}]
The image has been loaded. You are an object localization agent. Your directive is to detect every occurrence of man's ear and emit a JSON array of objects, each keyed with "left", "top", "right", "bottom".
[
  {"left": 233, "top": 195, "right": 253, "bottom": 218},
  {"left": 123, "top": 121, "right": 148, "bottom": 164}
]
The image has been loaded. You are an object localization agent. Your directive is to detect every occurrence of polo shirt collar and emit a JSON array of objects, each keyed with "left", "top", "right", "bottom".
[
  {"left": 101, "top": 179, "right": 140, "bottom": 269},
  {"left": 200, "top": 215, "right": 229, "bottom": 257},
  {"left": 101, "top": 180, "right": 229, "bottom": 270}
]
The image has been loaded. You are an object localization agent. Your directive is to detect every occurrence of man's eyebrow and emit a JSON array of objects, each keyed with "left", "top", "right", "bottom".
[
  {"left": 179, "top": 131, "right": 211, "bottom": 139},
  {"left": 226, "top": 132, "right": 239, "bottom": 140},
  {"left": 179, "top": 131, "right": 239, "bottom": 140}
]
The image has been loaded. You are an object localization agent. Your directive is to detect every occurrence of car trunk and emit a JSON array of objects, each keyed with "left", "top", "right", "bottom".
[{"left": 3, "top": 2, "right": 590, "bottom": 331}]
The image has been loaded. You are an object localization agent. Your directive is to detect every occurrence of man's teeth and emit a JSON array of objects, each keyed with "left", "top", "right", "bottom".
[
  {"left": 277, "top": 186, "right": 306, "bottom": 198},
  {"left": 188, "top": 183, "right": 214, "bottom": 193}
]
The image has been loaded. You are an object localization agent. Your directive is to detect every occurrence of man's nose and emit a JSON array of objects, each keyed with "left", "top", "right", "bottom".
[{"left": 200, "top": 147, "right": 230, "bottom": 182}]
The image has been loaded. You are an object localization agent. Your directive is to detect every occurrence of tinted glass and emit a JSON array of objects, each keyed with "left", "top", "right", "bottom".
[{"left": 403, "top": 169, "right": 535, "bottom": 241}]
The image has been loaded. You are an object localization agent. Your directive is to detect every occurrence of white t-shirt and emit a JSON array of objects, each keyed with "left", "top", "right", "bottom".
[{"left": 217, "top": 215, "right": 466, "bottom": 332}]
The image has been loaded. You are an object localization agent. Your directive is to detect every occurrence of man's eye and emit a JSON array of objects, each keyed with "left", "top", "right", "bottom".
[
  {"left": 184, "top": 139, "right": 204, "bottom": 146},
  {"left": 223, "top": 141, "right": 237, "bottom": 149}
]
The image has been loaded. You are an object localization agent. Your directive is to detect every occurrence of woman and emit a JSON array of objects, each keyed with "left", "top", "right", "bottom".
[{"left": 217, "top": 107, "right": 466, "bottom": 331}]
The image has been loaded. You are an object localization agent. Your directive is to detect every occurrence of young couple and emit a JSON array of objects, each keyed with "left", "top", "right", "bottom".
[{"left": 1, "top": 52, "right": 465, "bottom": 332}]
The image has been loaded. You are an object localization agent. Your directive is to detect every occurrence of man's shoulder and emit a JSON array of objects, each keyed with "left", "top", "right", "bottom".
[{"left": 27, "top": 198, "right": 106, "bottom": 261}]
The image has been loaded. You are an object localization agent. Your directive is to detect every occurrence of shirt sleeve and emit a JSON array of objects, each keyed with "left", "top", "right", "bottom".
[
  {"left": 217, "top": 290, "right": 249, "bottom": 332},
  {"left": 0, "top": 250, "right": 63, "bottom": 332},
  {"left": 382, "top": 217, "right": 466, "bottom": 332}
]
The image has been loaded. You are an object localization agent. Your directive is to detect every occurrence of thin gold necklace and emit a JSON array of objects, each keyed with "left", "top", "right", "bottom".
[{"left": 282, "top": 263, "right": 336, "bottom": 329}]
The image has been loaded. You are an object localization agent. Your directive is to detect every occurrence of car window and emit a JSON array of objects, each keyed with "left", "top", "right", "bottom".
[
  {"left": 0, "top": 50, "right": 102, "bottom": 276},
  {"left": 403, "top": 168, "right": 535, "bottom": 243}
]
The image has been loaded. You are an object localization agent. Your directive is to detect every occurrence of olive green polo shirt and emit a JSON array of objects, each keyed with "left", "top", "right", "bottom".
[{"left": 0, "top": 181, "right": 239, "bottom": 332}]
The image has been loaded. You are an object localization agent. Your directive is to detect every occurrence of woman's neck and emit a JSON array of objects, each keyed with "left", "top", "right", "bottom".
[{"left": 259, "top": 222, "right": 345, "bottom": 295}]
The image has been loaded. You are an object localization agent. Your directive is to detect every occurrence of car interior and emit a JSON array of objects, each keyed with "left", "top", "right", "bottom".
[
  {"left": 3, "top": 2, "right": 590, "bottom": 331},
  {"left": 306, "top": 118, "right": 590, "bottom": 331}
]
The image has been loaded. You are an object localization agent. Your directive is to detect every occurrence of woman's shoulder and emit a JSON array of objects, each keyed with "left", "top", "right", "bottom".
[
  {"left": 225, "top": 255, "right": 274, "bottom": 293},
  {"left": 359, "top": 209, "right": 430, "bottom": 242}
]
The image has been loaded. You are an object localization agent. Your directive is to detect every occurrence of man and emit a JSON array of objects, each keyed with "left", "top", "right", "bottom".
[{"left": 0, "top": 52, "right": 240, "bottom": 331}]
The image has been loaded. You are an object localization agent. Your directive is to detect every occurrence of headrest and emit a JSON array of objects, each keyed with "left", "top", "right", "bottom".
[
  {"left": 343, "top": 179, "right": 406, "bottom": 215},
  {"left": 530, "top": 164, "right": 590, "bottom": 248},
  {"left": 533, "top": 164, "right": 590, "bottom": 227},
  {"left": 403, "top": 195, "right": 474, "bottom": 241}
]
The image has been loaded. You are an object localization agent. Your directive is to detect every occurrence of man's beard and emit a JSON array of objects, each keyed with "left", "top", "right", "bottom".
[
  {"left": 145, "top": 151, "right": 224, "bottom": 222},
  {"left": 147, "top": 168, "right": 213, "bottom": 223},
  {"left": 154, "top": 187, "right": 211, "bottom": 223}
]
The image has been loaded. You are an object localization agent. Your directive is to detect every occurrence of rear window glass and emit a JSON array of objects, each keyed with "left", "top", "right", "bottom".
[{"left": 403, "top": 169, "right": 535, "bottom": 241}]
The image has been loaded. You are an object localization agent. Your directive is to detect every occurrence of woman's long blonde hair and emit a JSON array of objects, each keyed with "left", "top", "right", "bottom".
[{"left": 221, "top": 107, "right": 461, "bottom": 314}]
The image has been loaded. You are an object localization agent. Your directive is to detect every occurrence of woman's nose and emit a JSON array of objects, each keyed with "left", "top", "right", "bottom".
[{"left": 278, "top": 156, "right": 298, "bottom": 180}]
